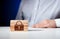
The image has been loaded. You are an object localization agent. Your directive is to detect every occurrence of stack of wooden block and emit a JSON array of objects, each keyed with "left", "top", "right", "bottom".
[{"left": 10, "top": 20, "right": 28, "bottom": 31}]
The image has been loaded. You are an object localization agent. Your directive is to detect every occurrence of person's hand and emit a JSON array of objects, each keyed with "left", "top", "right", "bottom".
[{"left": 32, "top": 20, "right": 57, "bottom": 28}]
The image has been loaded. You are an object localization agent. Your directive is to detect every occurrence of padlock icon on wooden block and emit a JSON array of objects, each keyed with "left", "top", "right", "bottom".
[
  {"left": 10, "top": 20, "right": 28, "bottom": 31},
  {"left": 14, "top": 21, "right": 24, "bottom": 31}
]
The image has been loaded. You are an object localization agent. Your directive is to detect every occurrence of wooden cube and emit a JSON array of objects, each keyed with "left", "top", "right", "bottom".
[{"left": 10, "top": 20, "right": 28, "bottom": 31}]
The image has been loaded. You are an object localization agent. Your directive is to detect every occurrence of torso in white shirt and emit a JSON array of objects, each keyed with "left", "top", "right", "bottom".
[{"left": 19, "top": 0, "right": 60, "bottom": 26}]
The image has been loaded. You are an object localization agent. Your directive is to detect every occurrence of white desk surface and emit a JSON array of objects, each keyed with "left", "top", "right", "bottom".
[{"left": 0, "top": 27, "right": 60, "bottom": 39}]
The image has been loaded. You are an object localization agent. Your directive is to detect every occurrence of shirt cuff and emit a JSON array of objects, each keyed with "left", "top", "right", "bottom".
[{"left": 55, "top": 19, "right": 60, "bottom": 27}]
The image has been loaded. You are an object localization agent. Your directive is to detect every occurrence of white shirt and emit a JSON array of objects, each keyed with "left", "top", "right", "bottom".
[
  {"left": 55, "top": 19, "right": 60, "bottom": 27},
  {"left": 16, "top": 0, "right": 60, "bottom": 27}
]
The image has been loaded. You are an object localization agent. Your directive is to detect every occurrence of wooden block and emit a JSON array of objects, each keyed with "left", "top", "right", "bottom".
[{"left": 10, "top": 20, "right": 28, "bottom": 31}]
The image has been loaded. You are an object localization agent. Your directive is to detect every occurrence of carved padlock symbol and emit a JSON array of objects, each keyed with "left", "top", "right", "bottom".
[{"left": 14, "top": 21, "right": 24, "bottom": 31}]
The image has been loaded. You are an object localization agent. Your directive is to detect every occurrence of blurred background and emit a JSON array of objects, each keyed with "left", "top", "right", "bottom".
[{"left": 0, "top": 0, "right": 21, "bottom": 26}]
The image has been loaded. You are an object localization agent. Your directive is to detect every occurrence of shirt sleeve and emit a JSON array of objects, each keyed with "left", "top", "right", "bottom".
[{"left": 55, "top": 19, "right": 60, "bottom": 27}]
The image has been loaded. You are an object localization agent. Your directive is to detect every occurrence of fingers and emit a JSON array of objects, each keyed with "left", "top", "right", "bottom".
[
  {"left": 32, "top": 24, "right": 39, "bottom": 28},
  {"left": 32, "top": 20, "right": 56, "bottom": 28},
  {"left": 32, "top": 24, "right": 49, "bottom": 28}
]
